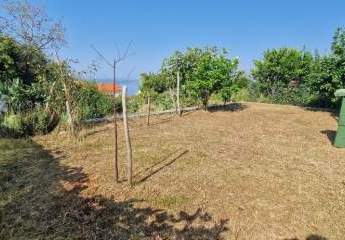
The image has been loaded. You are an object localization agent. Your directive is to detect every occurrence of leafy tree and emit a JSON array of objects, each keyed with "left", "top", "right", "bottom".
[
  {"left": 332, "top": 28, "right": 345, "bottom": 57},
  {"left": 307, "top": 28, "right": 345, "bottom": 107},
  {"left": 140, "top": 47, "right": 242, "bottom": 109},
  {"left": 185, "top": 47, "right": 240, "bottom": 109},
  {"left": 161, "top": 48, "right": 202, "bottom": 88},
  {"left": 161, "top": 48, "right": 206, "bottom": 108},
  {"left": 252, "top": 48, "right": 313, "bottom": 101}
]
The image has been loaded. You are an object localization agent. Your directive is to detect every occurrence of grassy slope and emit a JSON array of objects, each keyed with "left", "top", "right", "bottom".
[{"left": 1, "top": 102, "right": 345, "bottom": 239}]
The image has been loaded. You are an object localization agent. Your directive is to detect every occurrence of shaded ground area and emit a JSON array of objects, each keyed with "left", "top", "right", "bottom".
[
  {"left": 0, "top": 139, "right": 227, "bottom": 239},
  {"left": 1, "top": 102, "right": 345, "bottom": 239}
]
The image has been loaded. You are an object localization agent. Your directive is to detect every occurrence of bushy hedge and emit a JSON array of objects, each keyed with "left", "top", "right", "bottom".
[
  {"left": 0, "top": 108, "right": 58, "bottom": 137},
  {"left": 76, "top": 84, "right": 114, "bottom": 120},
  {"left": 251, "top": 28, "right": 345, "bottom": 108}
]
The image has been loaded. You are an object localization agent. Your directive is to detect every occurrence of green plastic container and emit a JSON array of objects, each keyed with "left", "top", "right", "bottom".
[{"left": 334, "top": 90, "right": 345, "bottom": 148}]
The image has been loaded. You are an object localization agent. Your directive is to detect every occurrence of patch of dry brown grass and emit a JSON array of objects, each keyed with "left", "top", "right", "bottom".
[{"left": 2, "top": 102, "right": 345, "bottom": 239}]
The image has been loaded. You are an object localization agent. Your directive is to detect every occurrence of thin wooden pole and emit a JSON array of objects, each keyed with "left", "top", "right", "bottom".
[
  {"left": 146, "top": 94, "right": 151, "bottom": 126},
  {"left": 122, "top": 86, "right": 133, "bottom": 186},
  {"left": 177, "top": 71, "right": 181, "bottom": 116},
  {"left": 113, "top": 61, "right": 119, "bottom": 182}
]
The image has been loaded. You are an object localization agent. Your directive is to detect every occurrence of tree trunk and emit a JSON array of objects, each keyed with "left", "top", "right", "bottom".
[
  {"left": 122, "top": 86, "right": 133, "bottom": 186},
  {"left": 201, "top": 92, "right": 209, "bottom": 111},
  {"left": 113, "top": 62, "right": 119, "bottom": 182}
]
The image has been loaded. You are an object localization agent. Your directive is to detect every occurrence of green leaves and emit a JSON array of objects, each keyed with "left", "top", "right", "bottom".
[
  {"left": 139, "top": 72, "right": 167, "bottom": 95},
  {"left": 251, "top": 28, "right": 345, "bottom": 108},
  {"left": 76, "top": 83, "right": 113, "bottom": 120},
  {"left": 252, "top": 48, "right": 313, "bottom": 98},
  {"left": 140, "top": 47, "right": 243, "bottom": 109},
  {"left": 306, "top": 28, "right": 345, "bottom": 107},
  {"left": 185, "top": 48, "right": 240, "bottom": 108}
]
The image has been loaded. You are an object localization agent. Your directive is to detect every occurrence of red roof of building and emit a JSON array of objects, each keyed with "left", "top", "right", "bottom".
[{"left": 96, "top": 83, "right": 122, "bottom": 94}]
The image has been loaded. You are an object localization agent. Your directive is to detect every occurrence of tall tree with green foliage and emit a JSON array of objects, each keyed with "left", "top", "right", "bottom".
[
  {"left": 185, "top": 47, "right": 240, "bottom": 109},
  {"left": 252, "top": 48, "right": 313, "bottom": 99},
  {"left": 140, "top": 47, "right": 243, "bottom": 110},
  {"left": 307, "top": 28, "right": 345, "bottom": 107},
  {"left": 161, "top": 48, "right": 218, "bottom": 108}
]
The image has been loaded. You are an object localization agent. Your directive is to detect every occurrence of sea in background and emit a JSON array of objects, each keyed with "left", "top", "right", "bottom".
[{"left": 96, "top": 78, "right": 140, "bottom": 96}]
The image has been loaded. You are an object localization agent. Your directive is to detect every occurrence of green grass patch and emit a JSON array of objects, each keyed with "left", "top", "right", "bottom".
[{"left": 152, "top": 195, "right": 188, "bottom": 208}]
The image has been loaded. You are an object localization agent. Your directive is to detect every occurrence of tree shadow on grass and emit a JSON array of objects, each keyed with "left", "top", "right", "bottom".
[
  {"left": 0, "top": 139, "right": 227, "bottom": 239},
  {"left": 284, "top": 234, "right": 328, "bottom": 240},
  {"left": 135, "top": 150, "right": 189, "bottom": 184},
  {"left": 207, "top": 102, "right": 247, "bottom": 113},
  {"left": 304, "top": 106, "right": 339, "bottom": 122},
  {"left": 145, "top": 115, "right": 175, "bottom": 127},
  {"left": 320, "top": 130, "right": 336, "bottom": 144},
  {"left": 81, "top": 125, "right": 111, "bottom": 138}
]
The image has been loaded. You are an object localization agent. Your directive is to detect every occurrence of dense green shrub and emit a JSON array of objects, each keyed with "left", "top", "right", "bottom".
[
  {"left": 232, "top": 88, "right": 251, "bottom": 102},
  {"left": 251, "top": 28, "right": 345, "bottom": 108},
  {"left": 76, "top": 84, "right": 114, "bottom": 120},
  {"left": 153, "top": 92, "right": 174, "bottom": 111},
  {"left": 0, "top": 35, "right": 51, "bottom": 113},
  {"left": 23, "top": 109, "right": 56, "bottom": 135},
  {"left": 113, "top": 97, "right": 123, "bottom": 114},
  {"left": 180, "top": 93, "right": 199, "bottom": 107},
  {"left": 1, "top": 113, "right": 24, "bottom": 137},
  {"left": 270, "top": 84, "right": 314, "bottom": 106},
  {"left": 127, "top": 95, "right": 144, "bottom": 113},
  {"left": 0, "top": 108, "right": 59, "bottom": 137}
]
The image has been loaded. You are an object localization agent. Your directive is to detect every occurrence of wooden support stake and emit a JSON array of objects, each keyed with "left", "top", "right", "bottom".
[
  {"left": 177, "top": 71, "right": 181, "bottom": 116},
  {"left": 122, "top": 86, "right": 133, "bottom": 186},
  {"left": 146, "top": 95, "right": 151, "bottom": 126}
]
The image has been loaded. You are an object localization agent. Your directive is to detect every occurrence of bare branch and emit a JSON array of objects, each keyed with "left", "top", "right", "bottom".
[
  {"left": 115, "top": 43, "right": 122, "bottom": 61},
  {"left": 91, "top": 41, "right": 134, "bottom": 69},
  {"left": 90, "top": 44, "right": 114, "bottom": 68},
  {"left": 126, "top": 68, "right": 135, "bottom": 81},
  {"left": 0, "top": 0, "right": 66, "bottom": 51},
  {"left": 116, "top": 41, "right": 135, "bottom": 62}
]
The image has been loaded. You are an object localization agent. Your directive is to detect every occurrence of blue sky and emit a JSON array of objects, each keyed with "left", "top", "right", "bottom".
[{"left": 32, "top": 0, "right": 345, "bottom": 81}]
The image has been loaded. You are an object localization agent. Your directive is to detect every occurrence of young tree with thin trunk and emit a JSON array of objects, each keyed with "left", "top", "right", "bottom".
[{"left": 91, "top": 43, "right": 133, "bottom": 182}]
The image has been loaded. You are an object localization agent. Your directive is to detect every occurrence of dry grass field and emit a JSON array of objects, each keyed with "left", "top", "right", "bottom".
[{"left": 1, "top": 102, "right": 345, "bottom": 239}]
